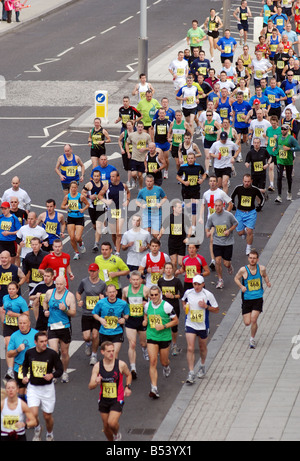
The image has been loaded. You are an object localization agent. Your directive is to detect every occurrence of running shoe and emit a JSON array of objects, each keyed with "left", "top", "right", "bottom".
[
  {"left": 249, "top": 338, "right": 256, "bottom": 349},
  {"left": 186, "top": 371, "right": 195, "bottom": 384},
  {"left": 216, "top": 279, "right": 224, "bottom": 289},
  {"left": 142, "top": 348, "right": 149, "bottom": 361},
  {"left": 92, "top": 243, "right": 99, "bottom": 253},
  {"left": 79, "top": 242, "right": 86, "bottom": 253},
  {"left": 227, "top": 264, "right": 234, "bottom": 275},
  {"left": 46, "top": 433, "right": 54, "bottom": 441},
  {"left": 131, "top": 369, "right": 137, "bottom": 380},
  {"left": 89, "top": 356, "right": 97, "bottom": 366},
  {"left": 73, "top": 252, "right": 80, "bottom": 260},
  {"left": 61, "top": 372, "right": 69, "bottom": 383},
  {"left": 85, "top": 343, "right": 91, "bottom": 356},
  {"left": 268, "top": 185, "right": 275, "bottom": 192},
  {"left": 113, "top": 432, "right": 122, "bottom": 441},
  {"left": 287, "top": 192, "right": 292, "bottom": 201},
  {"left": 163, "top": 365, "right": 171, "bottom": 378},
  {"left": 196, "top": 365, "right": 206, "bottom": 379},
  {"left": 32, "top": 426, "right": 42, "bottom": 441},
  {"left": 164, "top": 170, "right": 168, "bottom": 179},
  {"left": 149, "top": 387, "right": 160, "bottom": 399},
  {"left": 275, "top": 195, "right": 282, "bottom": 203},
  {"left": 209, "top": 259, "right": 215, "bottom": 271},
  {"left": 171, "top": 344, "right": 182, "bottom": 356}
]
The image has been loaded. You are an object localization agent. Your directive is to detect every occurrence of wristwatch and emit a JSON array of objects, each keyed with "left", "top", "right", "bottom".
[{"left": 125, "top": 384, "right": 132, "bottom": 390}]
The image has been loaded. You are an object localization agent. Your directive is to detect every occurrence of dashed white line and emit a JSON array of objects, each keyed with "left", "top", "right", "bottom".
[
  {"left": 1, "top": 156, "right": 32, "bottom": 176},
  {"left": 120, "top": 16, "right": 133, "bottom": 24},
  {"left": 101, "top": 26, "right": 116, "bottom": 34},
  {"left": 79, "top": 36, "right": 96, "bottom": 45},
  {"left": 57, "top": 47, "right": 74, "bottom": 57},
  {"left": 153, "top": 0, "right": 161, "bottom": 4}
]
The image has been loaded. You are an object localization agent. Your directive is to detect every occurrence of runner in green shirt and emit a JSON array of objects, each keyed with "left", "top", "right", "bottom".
[
  {"left": 265, "top": 115, "right": 281, "bottom": 192},
  {"left": 186, "top": 20, "right": 207, "bottom": 52},
  {"left": 143, "top": 285, "right": 178, "bottom": 399},
  {"left": 137, "top": 91, "right": 161, "bottom": 131},
  {"left": 274, "top": 124, "right": 300, "bottom": 202}
]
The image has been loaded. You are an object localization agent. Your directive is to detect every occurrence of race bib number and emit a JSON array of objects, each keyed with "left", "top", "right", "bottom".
[
  {"left": 137, "top": 140, "right": 146, "bottom": 149},
  {"left": 129, "top": 303, "right": 144, "bottom": 317},
  {"left": 68, "top": 200, "right": 79, "bottom": 211},
  {"left": 278, "top": 148, "right": 288, "bottom": 159},
  {"left": 32, "top": 361, "right": 47, "bottom": 378},
  {"left": 1, "top": 221, "right": 12, "bottom": 231},
  {"left": 176, "top": 68, "right": 185, "bottom": 76},
  {"left": 146, "top": 196, "right": 157, "bottom": 207},
  {"left": 5, "top": 315, "right": 18, "bottom": 326},
  {"left": 25, "top": 236, "right": 33, "bottom": 248},
  {"left": 186, "top": 265, "right": 197, "bottom": 279},
  {"left": 65, "top": 166, "right": 77, "bottom": 177},
  {"left": 151, "top": 272, "right": 161, "bottom": 284},
  {"left": 110, "top": 209, "right": 121, "bottom": 219},
  {"left": 45, "top": 222, "right": 58, "bottom": 235},
  {"left": 171, "top": 223, "right": 182, "bottom": 235},
  {"left": 157, "top": 125, "right": 166, "bottom": 135},
  {"left": 248, "top": 278, "right": 261, "bottom": 291},
  {"left": 148, "top": 314, "right": 162, "bottom": 328},
  {"left": 104, "top": 316, "right": 118, "bottom": 329},
  {"left": 86, "top": 296, "right": 99, "bottom": 310},
  {"left": 102, "top": 382, "right": 117, "bottom": 398},
  {"left": 0, "top": 272, "right": 12, "bottom": 285},
  {"left": 215, "top": 225, "right": 227, "bottom": 237},
  {"left": 31, "top": 268, "right": 43, "bottom": 282},
  {"left": 186, "top": 96, "right": 195, "bottom": 105},
  {"left": 3, "top": 416, "right": 20, "bottom": 430},
  {"left": 224, "top": 45, "right": 231, "bottom": 54},
  {"left": 253, "top": 161, "right": 264, "bottom": 172},
  {"left": 219, "top": 147, "right": 229, "bottom": 157},
  {"left": 241, "top": 195, "right": 251, "bottom": 207},
  {"left": 190, "top": 309, "right": 204, "bottom": 323},
  {"left": 148, "top": 162, "right": 158, "bottom": 173},
  {"left": 188, "top": 175, "right": 198, "bottom": 186}
]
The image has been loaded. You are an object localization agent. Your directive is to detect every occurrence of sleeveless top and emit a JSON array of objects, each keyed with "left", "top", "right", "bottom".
[
  {"left": 127, "top": 284, "right": 144, "bottom": 318},
  {"left": 242, "top": 264, "right": 264, "bottom": 300},
  {"left": 48, "top": 288, "right": 70, "bottom": 329},
  {"left": 67, "top": 192, "right": 84, "bottom": 218},
  {"left": 99, "top": 358, "right": 124, "bottom": 402},
  {"left": 1, "top": 398, "right": 25, "bottom": 436},
  {"left": 60, "top": 154, "right": 79, "bottom": 184}
]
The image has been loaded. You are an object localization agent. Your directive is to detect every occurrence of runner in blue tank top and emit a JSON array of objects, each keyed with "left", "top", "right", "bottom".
[{"left": 234, "top": 249, "right": 271, "bottom": 349}]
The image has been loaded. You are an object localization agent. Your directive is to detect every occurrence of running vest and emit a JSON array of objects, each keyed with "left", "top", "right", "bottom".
[
  {"left": 145, "top": 151, "right": 162, "bottom": 180},
  {"left": 87, "top": 180, "right": 105, "bottom": 210},
  {"left": 172, "top": 120, "right": 186, "bottom": 147},
  {"left": 218, "top": 97, "right": 231, "bottom": 120},
  {"left": 99, "top": 358, "right": 124, "bottom": 402},
  {"left": 67, "top": 192, "right": 84, "bottom": 218},
  {"left": 146, "top": 252, "right": 166, "bottom": 285},
  {"left": 240, "top": 6, "right": 248, "bottom": 23},
  {"left": 208, "top": 15, "right": 218, "bottom": 32},
  {"left": 242, "top": 264, "right": 264, "bottom": 300},
  {"left": 43, "top": 211, "right": 61, "bottom": 244},
  {"left": 146, "top": 300, "right": 172, "bottom": 341},
  {"left": 91, "top": 127, "right": 104, "bottom": 150},
  {"left": 181, "top": 142, "right": 195, "bottom": 164},
  {"left": 1, "top": 398, "right": 25, "bottom": 437},
  {"left": 204, "top": 119, "right": 217, "bottom": 141},
  {"left": 60, "top": 154, "right": 79, "bottom": 184},
  {"left": 127, "top": 284, "right": 144, "bottom": 317},
  {"left": 48, "top": 288, "right": 70, "bottom": 329}
]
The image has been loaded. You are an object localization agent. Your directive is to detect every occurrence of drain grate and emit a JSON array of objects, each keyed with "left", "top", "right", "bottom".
[{"left": 127, "top": 428, "right": 156, "bottom": 435}]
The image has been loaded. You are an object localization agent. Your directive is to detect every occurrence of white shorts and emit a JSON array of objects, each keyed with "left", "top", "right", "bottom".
[
  {"left": 27, "top": 382, "right": 56, "bottom": 414},
  {"left": 174, "top": 77, "right": 186, "bottom": 91}
]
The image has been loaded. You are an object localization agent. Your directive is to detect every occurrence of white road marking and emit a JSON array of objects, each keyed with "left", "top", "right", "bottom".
[
  {"left": 28, "top": 118, "right": 74, "bottom": 139},
  {"left": 24, "top": 58, "right": 61, "bottom": 73},
  {"left": 101, "top": 26, "right": 116, "bottom": 34},
  {"left": 57, "top": 47, "right": 75, "bottom": 57},
  {"left": 1, "top": 156, "right": 32, "bottom": 176},
  {"left": 120, "top": 16, "right": 133, "bottom": 24},
  {"left": 41, "top": 130, "right": 68, "bottom": 148},
  {"left": 79, "top": 36, "right": 96, "bottom": 45}
]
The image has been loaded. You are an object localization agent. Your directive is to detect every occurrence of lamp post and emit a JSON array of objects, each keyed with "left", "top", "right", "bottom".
[{"left": 138, "top": 0, "right": 148, "bottom": 77}]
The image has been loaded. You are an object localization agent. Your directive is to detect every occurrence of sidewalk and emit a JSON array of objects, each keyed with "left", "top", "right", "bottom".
[
  {"left": 153, "top": 199, "right": 300, "bottom": 441},
  {"left": 0, "top": 0, "right": 73, "bottom": 35}
]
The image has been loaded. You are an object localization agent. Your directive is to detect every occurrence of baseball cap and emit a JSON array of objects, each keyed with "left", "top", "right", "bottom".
[
  {"left": 88, "top": 263, "right": 99, "bottom": 271},
  {"left": 193, "top": 275, "right": 205, "bottom": 284},
  {"left": 253, "top": 99, "right": 260, "bottom": 105},
  {"left": 281, "top": 124, "right": 289, "bottom": 130},
  {"left": 220, "top": 131, "right": 228, "bottom": 140},
  {"left": 0, "top": 202, "right": 10, "bottom": 209}
]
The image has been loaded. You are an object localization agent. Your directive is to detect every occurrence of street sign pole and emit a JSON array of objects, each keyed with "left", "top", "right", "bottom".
[{"left": 138, "top": 0, "right": 148, "bottom": 78}]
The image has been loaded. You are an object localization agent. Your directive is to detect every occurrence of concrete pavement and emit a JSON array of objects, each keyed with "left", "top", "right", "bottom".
[{"left": 2, "top": 0, "right": 300, "bottom": 441}]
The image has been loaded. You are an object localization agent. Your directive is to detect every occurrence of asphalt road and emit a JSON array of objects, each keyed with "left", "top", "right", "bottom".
[{"left": 1, "top": 0, "right": 299, "bottom": 444}]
